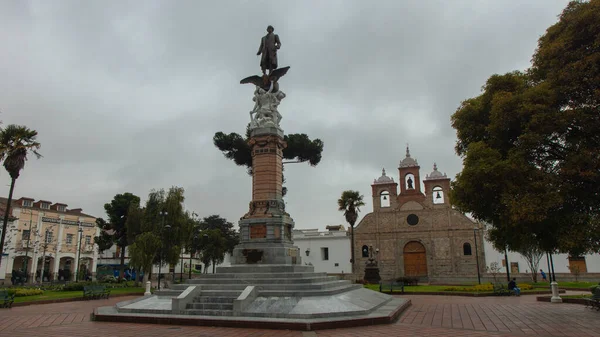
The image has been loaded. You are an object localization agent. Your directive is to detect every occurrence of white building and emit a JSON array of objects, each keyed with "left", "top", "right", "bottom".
[
  {"left": 1, "top": 197, "right": 99, "bottom": 284},
  {"left": 483, "top": 243, "right": 600, "bottom": 277},
  {"left": 293, "top": 225, "right": 352, "bottom": 275},
  {"left": 97, "top": 245, "right": 231, "bottom": 280}
]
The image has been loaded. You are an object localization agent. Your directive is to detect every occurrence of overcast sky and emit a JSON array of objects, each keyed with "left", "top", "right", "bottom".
[{"left": 0, "top": 0, "right": 570, "bottom": 230}]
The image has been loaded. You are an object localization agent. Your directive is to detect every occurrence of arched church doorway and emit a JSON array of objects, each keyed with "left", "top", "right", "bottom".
[{"left": 403, "top": 241, "right": 428, "bottom": 277}]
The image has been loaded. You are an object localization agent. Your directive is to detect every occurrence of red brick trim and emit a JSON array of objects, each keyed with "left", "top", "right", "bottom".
[{"left": 11, "top": 292, "right": 143, "bottom": 307}]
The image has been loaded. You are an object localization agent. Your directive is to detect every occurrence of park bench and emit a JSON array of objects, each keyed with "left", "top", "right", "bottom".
[
  {"left": 585, "top": 290, "right": 600, "bottom": 311},
  {"left": 0, "top": 290, "right": 15, "bottom": 308},
  {"left": 83, "top": 285, "right": 110, "bottom": 300},
  {"left": 492, "top": 283, "right": 513, "bottom": 296},
  {"left": 379, "top": 281, "right": 405, "bottom": 294}
]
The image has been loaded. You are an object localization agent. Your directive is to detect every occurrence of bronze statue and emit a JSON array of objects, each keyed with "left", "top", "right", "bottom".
[
  {"left": 257, "top": 25, "right": 281, "bottom": 76},
  {"left": 240, "top": 26, "right": 289, "bottom": 92}
]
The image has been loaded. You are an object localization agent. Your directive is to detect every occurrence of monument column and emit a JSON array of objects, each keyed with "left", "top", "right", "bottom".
[{"left": 231, "top": 39, "right": 300, "bottom": 265}]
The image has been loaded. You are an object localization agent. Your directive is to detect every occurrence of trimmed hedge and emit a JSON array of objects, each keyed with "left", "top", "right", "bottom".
[{"left": 1, "top": 288, "right": 45, "bottom": 297}]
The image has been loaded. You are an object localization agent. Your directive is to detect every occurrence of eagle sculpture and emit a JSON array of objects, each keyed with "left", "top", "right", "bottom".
[{"left": 240, "top": 66, "right": 290, "bottom": 92}]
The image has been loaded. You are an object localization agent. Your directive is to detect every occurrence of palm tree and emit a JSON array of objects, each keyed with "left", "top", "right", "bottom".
[
  {"left": 338, "top": 190, "right": 365, "bottom": 273},
  {"left": 0, "top": 125, "right": 41, "bottom": 268}
]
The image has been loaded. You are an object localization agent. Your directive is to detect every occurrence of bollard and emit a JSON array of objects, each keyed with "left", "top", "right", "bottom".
[{"left": 144, "top": 281, "right": 152, "bottom": 296}]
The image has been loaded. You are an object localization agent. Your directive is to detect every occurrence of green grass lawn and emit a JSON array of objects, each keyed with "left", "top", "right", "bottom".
[
  {"left": 13, "top": 287, "right": 145, "bottom": 303},
  {"left": 530, "top": 281, "right": 597, "bottom": 289}
]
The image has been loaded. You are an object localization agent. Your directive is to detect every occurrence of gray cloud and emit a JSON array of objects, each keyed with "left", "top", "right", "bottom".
[{"left": 0, "top": 0, "right": 570, "bottom": 228}]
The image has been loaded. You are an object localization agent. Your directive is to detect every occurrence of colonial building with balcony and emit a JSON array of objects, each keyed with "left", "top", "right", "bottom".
[{"left": 0, "top": 196, "right": 98, "bottom": 284}]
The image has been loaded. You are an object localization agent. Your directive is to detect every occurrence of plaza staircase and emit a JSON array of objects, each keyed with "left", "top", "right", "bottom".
[{"left": 161, "top": 265, "right": 362, "bottom": 317}]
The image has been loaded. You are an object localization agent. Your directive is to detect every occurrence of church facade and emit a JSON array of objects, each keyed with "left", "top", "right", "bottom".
[{"left": 354, "top": 147, "right": 485, "bottom": 284}]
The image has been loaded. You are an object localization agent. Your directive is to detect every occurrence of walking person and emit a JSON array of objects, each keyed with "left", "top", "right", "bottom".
[{"left": 540, "top": 269, "right": 547, "bottom": 282}]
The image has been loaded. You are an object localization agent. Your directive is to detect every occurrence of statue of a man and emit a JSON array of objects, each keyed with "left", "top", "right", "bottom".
[{"left": 257, "top": 25, "right": 281, "bottom": 75}]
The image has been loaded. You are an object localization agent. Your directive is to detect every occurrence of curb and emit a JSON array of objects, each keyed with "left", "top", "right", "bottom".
[
  {"left": 536, "top": 296, "right": 590, "bottom": 305},
  {"left": 378, "top": 290, "right": 565, "bottom": 297},
  {"left": 91, "top": 299, "right": 412, "bottom": 331},
  {"left": 10, "top": 292, "right": 143, "bottom": 307}
]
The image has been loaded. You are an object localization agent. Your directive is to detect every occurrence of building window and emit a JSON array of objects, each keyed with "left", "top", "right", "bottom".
[
  {"left": 41, "top": 203, "right": 50, "bottom": 209},
  {"left": 334, "top": 263, "right": 339, "bottom": 267},
  {"left": 362, "top": 245, "right": 369, "bottom": 258},
  {"left": 66, "top": 234, "right": 74, "bottom": 245},
  {"left": 21, "top": 230, "right": 30, "bottom": 241},
  {"left": 45, "top": 231, "right": 53, "bottom": 243},
  {"left": 463, "top": 243, "right": 472, "bottom": 255},
  {"left": 58, "top": 206, "right": 66, "bottom": 212},
  {"left": 321, "top": 247, "right": 329, "bottom": 261},
  {"left": 85, "top": 235, "right": 91, "bottom": 245},
  {"left": 23, "top": 200, "right": 33, "bottom": 207}
]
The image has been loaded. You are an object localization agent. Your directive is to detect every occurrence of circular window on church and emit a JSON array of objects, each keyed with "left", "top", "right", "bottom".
[{"left": 407, "top": 214, "right": 419, "bottom": 226}]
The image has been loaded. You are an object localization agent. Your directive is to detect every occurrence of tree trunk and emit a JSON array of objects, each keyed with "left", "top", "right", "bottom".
[
  {"left": 350, "top": 223, "right": 355, "bottom": 274},
  {"left": 212, "top": 259, "right": 216, "bottom": 273},
  {"left": 0, "top": 178, "right": 16, "bottom": 269},
  {"left": 119, "top": 244, "right": 126, "bottom": 281},
  {"left": 142, "top": 268, "right": 149, "bottom": 286},
  {"left": 504, "top": 247, "right": 510, "bottom": 282}
]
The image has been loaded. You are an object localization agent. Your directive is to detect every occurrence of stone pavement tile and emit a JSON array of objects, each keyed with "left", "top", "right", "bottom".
[
  {"left": 397, "top": 294, "right": 600, "bottom": 336},
  {"left": 2, "top": 294, "right": 600, "bottom": 337}
]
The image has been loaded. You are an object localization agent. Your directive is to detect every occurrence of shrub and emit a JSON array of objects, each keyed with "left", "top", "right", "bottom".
[
  {"left": 518, "top": 283, "right": 533, "bottom": 290},
  {"left": 1, "top": 287, "right": 44, "bottom": 297},
  {"left": 395, "top": 277, "right": 419, "bottom": 285},
  {"left": 15, "top": 288, "right": 44, "bottom": 297},
  {"left": 590, "top": 285, "right": 599, "bottom": 294},
  {"left": 62, "top": 281, "right": 139, "bottom": 291}
]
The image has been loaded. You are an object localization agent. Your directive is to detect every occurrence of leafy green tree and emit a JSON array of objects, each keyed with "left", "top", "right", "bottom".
[
  {"left": 198, "top": 229, "right": 226, "bottom": 273},
  {"left": 337, "top": 190, "right": 365, "bottom": 273},
  {"left": 213, "top": 128, "right": 324, "bottom": 196},
  {"left": 0, "top": 125, "right": 41, "bottom": 269},
  {"left": 94, "top": 218, "right": 114, "bottom": 253},
  {"left": 96, "top": 193, "right": 141, "bottom": 280},
  {"left": 450, "top": 0, "right": 600, "bottom": 256},
  {"left": 128, "top": 232, "right": 161, "bottom": 285},
  {"left": 197, "top": 215, "right": 239, "bottom": 254}
]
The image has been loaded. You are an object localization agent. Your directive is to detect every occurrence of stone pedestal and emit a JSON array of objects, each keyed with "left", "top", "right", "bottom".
[
  {"left": 231, "top": 126, "right": 302, "bottom": 265},
  {"left": 363, "top": 259, "right": 381, "bottom": 284}
]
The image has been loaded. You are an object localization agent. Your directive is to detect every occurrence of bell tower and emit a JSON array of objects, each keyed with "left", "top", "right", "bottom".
[
  {"left": 371, "top": 168, "right": 398, "bottom": 211},
  {"left": 397, "top": 146, "right": 426, "bottom": 204},
  {"left": 423, "top": 162, "right": 451, "bottom": 206}
]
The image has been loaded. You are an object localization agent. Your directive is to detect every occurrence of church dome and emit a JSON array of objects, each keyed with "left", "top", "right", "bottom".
[
  {"left": 373, "top": 168, "right": 394, "bottom": 184},
  {"left": 425, "top": 162, "right": 448, "bottom": 180},
  {"left": 399, "top": 146, "right": 419, "bottom": 168}
]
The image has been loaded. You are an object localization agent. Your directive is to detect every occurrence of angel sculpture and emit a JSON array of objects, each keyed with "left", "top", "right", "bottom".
[{"left": 248, "top": 85, "right": 286, "bottom": 128}]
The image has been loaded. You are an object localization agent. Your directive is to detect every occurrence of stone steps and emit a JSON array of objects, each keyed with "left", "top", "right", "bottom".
[
  {"left": 188, "top": 280, "right": 350, "bottom": 292},
  {"left": 258, "top": 283, "right": 363, "bottom": 297},
  {"left": 216, "top": 265, "right": 314, "bottom": 274},
  {"left": 193, "top": 296, "right": 238, "bottom": 304},
  {"left": 195, "top": 272, "right": 327, "bottom": 279},
  {"left": 153, "top": 289, "right": 182, "bottom": 297},
  {"left": 188, "top": 275, "right": 337, "bottom": 284},
  {"left": 197, "top": 289, "right": 243, "bottom": 297},
  {"left": 186, "top": 302, "right": 234, "bottom": 310},
  {"left": 183, "top": 309, "right": 234, "bottom": 316}
]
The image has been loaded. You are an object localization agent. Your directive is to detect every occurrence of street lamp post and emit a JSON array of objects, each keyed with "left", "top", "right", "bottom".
[
  {"left": 158, "top": 211, "right": 168, "bottom": 290},
  {"left": 75, "top": 223, "right": 83, "bottom": 282},
  {"left": 473, "top": 227, "right": 481, "bottom": 284},
  {"left": 23, "top": 209, "right": 33, "bottom": 283},
  {"left": 40, "top": 229, "right": 51, "bottom": 283}
]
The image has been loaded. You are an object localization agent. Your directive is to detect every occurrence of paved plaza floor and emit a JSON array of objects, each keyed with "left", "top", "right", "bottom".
[{"left": 0, "top": 292, "right": 598, "bottom": 337}]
